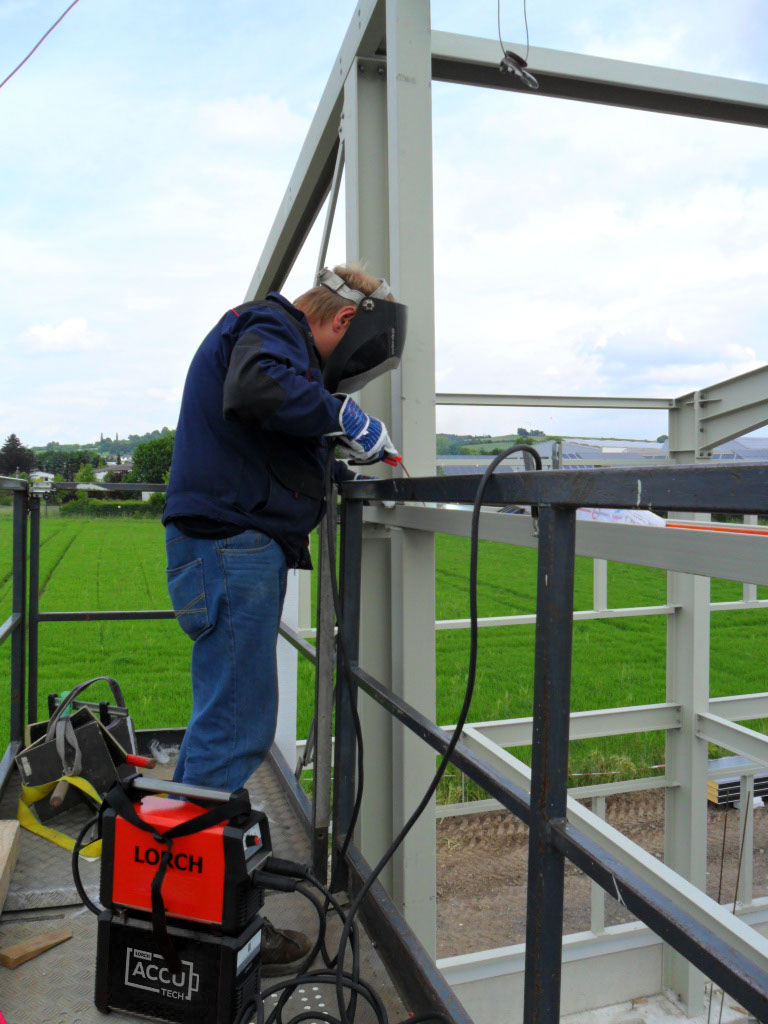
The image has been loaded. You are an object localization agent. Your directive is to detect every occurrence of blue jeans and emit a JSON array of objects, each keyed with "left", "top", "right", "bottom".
[{"left": 165, "top": 523, "right": 288, "bottom": 789}]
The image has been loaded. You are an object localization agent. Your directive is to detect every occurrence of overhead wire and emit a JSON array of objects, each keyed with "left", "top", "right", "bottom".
[
  {"left": 497, "top": 0, "right": 531, "bottom": 64},
  {"left": 0, "top": 0, "right": 83, "bottom": 93}
]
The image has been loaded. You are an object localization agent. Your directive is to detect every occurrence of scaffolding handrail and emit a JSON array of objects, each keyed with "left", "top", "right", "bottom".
[{"left": 327, "top": 462, "right": 768, "bottom": 1023}]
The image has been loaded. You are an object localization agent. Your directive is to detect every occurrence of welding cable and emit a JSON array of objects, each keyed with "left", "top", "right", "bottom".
[
  {"left": 322, "top": 456, "right": 367, "bottom": 897},
  {"left": 330, "top": 444, "right": 542, "bottom": 1024},
  {"left": 71, "top": 812, "right": 103, "bottom": 915},
  {"left": 261, "top": 857, "right": 362, "bottom": 972}
]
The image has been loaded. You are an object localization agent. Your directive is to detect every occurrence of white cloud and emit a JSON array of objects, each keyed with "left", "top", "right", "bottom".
[
  {"left": 196, "top": 96, "right": 308, "bottom": 145},
  {"left": 20, "top": 317, "right": 103, "bottom": 353}
]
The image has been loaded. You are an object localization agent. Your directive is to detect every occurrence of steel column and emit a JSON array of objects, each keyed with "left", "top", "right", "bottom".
[
  {"left": 10, "top": 489, "right": 27, "bottom": 745},
  {"left": 331, "top": 498, "right": 364, "bottom": 888},
  {"left": 523, "top": 504, "right": 577, "bottom": 1024},
  {"left": 343, "top": 49, "right": 396, "bottom": 891},
  {"left": 663, "top": 522, "right": 710, "bottom": 1013},
  {"left": 385, "top": 0, "right": 438, "bottom": 955},
  {"left": 28, "top": 496, "right": 40, "bottom": 724}
]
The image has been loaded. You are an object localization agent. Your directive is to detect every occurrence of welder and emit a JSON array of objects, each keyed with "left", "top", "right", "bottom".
[{"left": 162, "top": 264, "right": 406, "bottom": 974}]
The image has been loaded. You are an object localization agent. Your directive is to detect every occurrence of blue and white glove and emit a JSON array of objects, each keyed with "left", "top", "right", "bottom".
[{"left": 329, "top": 395, "right": 400, "bottom": 466}]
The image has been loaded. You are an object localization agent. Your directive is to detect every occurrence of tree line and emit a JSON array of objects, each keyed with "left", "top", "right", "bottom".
[{"left": 1, "top": 432, "right": 175, "bottom": 485}]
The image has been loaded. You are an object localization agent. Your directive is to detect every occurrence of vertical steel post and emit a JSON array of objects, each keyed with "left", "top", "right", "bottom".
[
  {"left": 28, "top": 496, "right": 41, "bottom": 724},
  {"left": 663, "top": 518, "right": 710, "bottom": 1013},
  {"left": 593, "top": 559, "right": 608, "bottom": 612},
  {"left": 737, "top": 775, "right": 754, "bottom": 908},
  {"left": 523, "top": 503, "right": 576, "bottom": 1024},
  {"left": 343, "top": 52, "right": 396, "bottom": 891},
  {"left": 331, "top": 498, "right": 364, "bottom": 889},
  {"left": 664, "top": 408, "right": 711, "bottom": 1014},
  {"left": 743, "top": 516, "right": 758, "bottom": 603},
  {"left": 590, "top": 794, "right": 607, "bottom": 933},
  {"left": 312, "top": 502, "right": 338, "bottom": 884},
  {"left": 386, "top": 0, "right": 438, "bottom": 955},
  {"left": 10, "top": 488, "right": 27, "bottom": 745}
]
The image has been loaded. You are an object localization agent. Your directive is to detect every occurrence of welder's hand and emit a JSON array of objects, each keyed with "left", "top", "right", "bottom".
[{"left": 329, "top": 395, "right": 400, "bottom": 466}]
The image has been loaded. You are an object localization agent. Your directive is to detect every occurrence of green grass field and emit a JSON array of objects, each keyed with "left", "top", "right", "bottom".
[{"left": 1, "top": 515, "right": 766, "bottom": 791}]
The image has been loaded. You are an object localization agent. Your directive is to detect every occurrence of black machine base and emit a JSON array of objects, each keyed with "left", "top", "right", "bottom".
[{"left": 95, "top": 910, "right": 262, "bottom": 1023}]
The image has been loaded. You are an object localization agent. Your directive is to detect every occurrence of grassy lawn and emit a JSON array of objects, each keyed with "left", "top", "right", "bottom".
[{"left": 1, "top": 515, "right": 766, "bottom": 790}]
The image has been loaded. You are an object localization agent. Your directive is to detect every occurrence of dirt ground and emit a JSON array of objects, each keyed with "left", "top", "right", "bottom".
[{"left": 436, "top": 792, "right": 768, "bottom": 958}]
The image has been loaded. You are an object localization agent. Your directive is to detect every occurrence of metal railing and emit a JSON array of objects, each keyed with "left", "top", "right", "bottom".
[
  {"left": 328, "top": 464, "right": 768, "bottom": 1024},
  {"left": 0, "top": 478, "right": 28, "bottom": 794}
]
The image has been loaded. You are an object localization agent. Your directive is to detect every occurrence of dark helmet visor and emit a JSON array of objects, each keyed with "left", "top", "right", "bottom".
[{"left": 322, "top": 297, "right": 407, "bottom": 394}]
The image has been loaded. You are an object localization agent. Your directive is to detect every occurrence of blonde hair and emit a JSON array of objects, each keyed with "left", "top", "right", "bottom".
[{"left": 294, "top": 262, "right": 394, "bottom": 323}]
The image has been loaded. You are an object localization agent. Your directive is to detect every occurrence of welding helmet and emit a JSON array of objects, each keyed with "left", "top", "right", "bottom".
[{"left": 318, "top": 267, "right": 407, "bottom": 393}]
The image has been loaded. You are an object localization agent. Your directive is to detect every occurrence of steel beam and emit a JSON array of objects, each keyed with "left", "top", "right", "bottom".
[
  {"left": 436, "top": 392, "right": 673, "bottom": 410},
  {"left": 245, "top": 0, "right": 386, "bottom": 299},
  {"left": 436, "top": 604, "right": 674, "bottom": 630},
  {"left": 671, "top": 365, "right": 768, "bottom": 458},
  {"left": 346, "top": 463, "right": 768, "bottom": 514},
  {"left": 363, "top": 504, "right": 768, "bottom": 586},
  {"left": 697, "top": 713, "right": 768, "bottom": 771},
  {"left": 278, "top": 622, "right": 317, "bottom": 665},
  {"left": 0, "top": 613, "right": 21, "bottom": 647},
  {"left": 430, "top": 32, "right": 768, "bottom": 128},
  {"left": 464, "top": 703, "right": 680, "bottom": 750},
  {"left": 710, "top": 693, "right": 768, "bottom": 722},
  {"left": 38, "top": 610, "right": 175, "bottom": 622}
]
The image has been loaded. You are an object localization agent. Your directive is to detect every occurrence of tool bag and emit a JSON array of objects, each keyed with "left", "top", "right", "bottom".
[
  {"left": 15, "top": 678, "right": 135, "bottom": 822},
  {"left": 27, "top": 676, "right": 137, "bottom": 758}
]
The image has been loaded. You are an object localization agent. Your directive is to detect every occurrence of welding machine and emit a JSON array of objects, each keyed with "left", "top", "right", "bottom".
[{"left": 93, "top": 776, "right": 272, "bottom": 1023}]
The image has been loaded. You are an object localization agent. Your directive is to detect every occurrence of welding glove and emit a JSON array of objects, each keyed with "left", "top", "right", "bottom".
[{"left": 329, "top": 395, "right": 400, "bottom": 466}]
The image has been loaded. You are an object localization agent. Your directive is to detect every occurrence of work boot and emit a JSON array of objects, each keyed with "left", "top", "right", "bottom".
[{"left": 260, "top": 918, "right": 312, "bottom": 977}]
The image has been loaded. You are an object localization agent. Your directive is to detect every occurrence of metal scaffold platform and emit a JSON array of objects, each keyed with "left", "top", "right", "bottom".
[{"left": 0, "top": 754, "right": 407, "bottom": 1024}]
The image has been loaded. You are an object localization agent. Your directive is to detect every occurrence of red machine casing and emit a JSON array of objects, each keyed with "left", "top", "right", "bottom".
[{"left": 100, "top": 795, "right": 269, "bottom": 932}]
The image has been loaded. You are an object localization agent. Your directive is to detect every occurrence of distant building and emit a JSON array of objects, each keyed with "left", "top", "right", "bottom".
[{"left": 437, "top": 436, "right": 768, "bottom": 475}]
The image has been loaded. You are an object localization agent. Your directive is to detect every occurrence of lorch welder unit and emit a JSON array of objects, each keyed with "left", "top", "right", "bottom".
[{"left": 92, "top": 776, "right": 272, "bottom": 1023}]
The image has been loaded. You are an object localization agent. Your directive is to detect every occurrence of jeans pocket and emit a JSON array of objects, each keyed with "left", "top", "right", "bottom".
[
  {"left": 166, "top": 558, "right": 210, "bottom": 640},
  {"left": 219, "top": 530, "right": 274, "bottom": 554}
]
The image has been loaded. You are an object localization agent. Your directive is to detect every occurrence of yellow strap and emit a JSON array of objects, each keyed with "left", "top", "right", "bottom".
[{"left": 17, "top": 776, "right": 103, "bottom": 860}]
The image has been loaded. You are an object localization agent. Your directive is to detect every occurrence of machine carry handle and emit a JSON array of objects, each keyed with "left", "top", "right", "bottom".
[
  {"left": 45, "top": 677, "right": 126, "bottom": 742},
  {"left": 130, "top": 776, "right": 245, "bottom": 805}
]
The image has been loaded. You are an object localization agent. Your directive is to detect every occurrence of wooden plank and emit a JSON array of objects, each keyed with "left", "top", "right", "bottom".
[
  {"left": 0, "top": 821, "right": 20, "bottom": 916},
  {"left": 0, "top": 928, "right": 73, "bottom": 968}
]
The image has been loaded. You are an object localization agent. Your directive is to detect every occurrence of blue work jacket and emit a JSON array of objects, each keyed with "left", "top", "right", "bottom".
[{"left": 163, "top": 294, "right": 343, "bottom": 568}]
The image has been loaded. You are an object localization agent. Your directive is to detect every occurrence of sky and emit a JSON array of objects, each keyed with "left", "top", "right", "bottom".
[{"left": 0, "top": 0, "right": 766, "bottom": 448}]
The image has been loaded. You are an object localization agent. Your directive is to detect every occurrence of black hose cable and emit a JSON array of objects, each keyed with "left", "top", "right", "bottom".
[
  {"left": 322, "top": 460, "right": 366, "bottom": 947},
  {"left": 331, "top": 444, "right": 542, "bottom": 1024},
  {"left": 71, "top": 812, "right": 103, "bottom": 915}
]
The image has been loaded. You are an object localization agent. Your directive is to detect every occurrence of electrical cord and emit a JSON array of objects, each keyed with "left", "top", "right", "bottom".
[{"left": 72, "top": 812, "right": 103, "bottom": 915}]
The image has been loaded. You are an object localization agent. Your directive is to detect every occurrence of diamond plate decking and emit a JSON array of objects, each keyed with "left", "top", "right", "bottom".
[{"left": 0, "top": 757, "right": 407, "bottom": 1024}]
